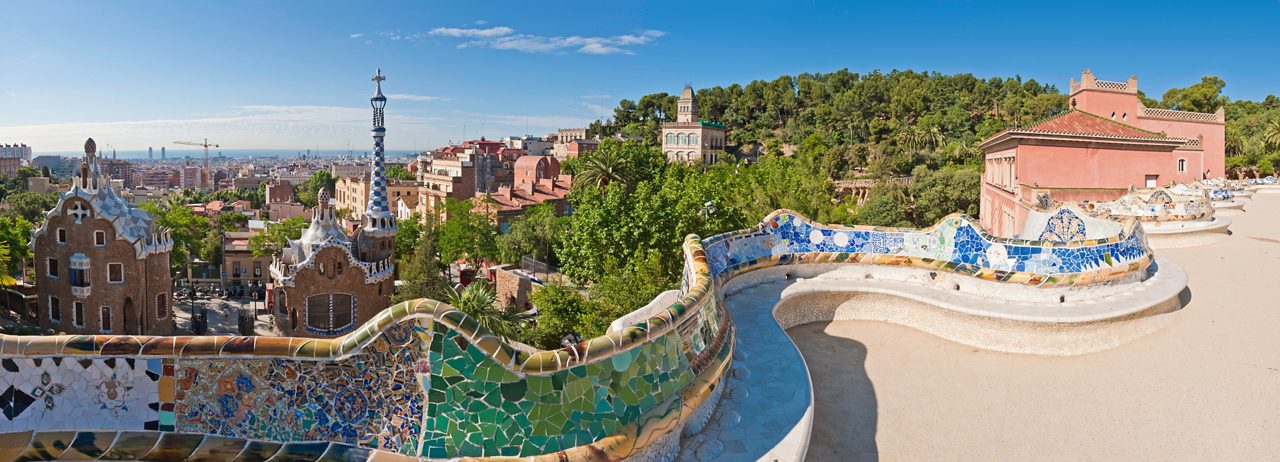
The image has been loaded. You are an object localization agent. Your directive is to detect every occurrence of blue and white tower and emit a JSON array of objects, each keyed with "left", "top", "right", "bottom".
[{"left": 363, "top": 69, "right": 397, "bottom": 237}]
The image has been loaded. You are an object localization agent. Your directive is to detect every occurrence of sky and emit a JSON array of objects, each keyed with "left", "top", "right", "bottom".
[{"left": 1, "top": 0, "right": 1278, "bottom": 157}]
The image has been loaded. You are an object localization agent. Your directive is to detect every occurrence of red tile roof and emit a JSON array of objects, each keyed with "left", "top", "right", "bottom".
[{"left": 1026, "top": 110, "right": 1164, "bottom": 139}]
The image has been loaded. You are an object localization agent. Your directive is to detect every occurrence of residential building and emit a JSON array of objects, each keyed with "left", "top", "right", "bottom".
[
  {"left": 502, "top": 135, "right": 554, "bottom": 156},
  {"left": 564, "top": 138, "right": 599, "bottom": 159},
  {"left": 0, "top": 143, "right": 33, "bottom": 164},
  {"left": 32, "top": 138, "right": 174, "bottom": 335},
  {"left": 99, "top": 158, "right": 133, "bottom": 187},
  {"left": 979, "top": 69, "right": 1226, "bottom": 237},
  {"left": 180, "top": 165, "right": 201, "bottom": 189},
  {"left": 0, "top": 157, "right": 22, "bottom": 176},
  {"left": 662, "top": 85, "right": 727, "bottom": 164},
  {"left": 265, "top": 180, "right": 295, "bottom": 203},
  {"left": 267, "top": 202, "right": 307, "bottom": 222},
  {"left": 553, "top": 128, "right": 588, "bottom": 158},
  {"left": 31, "top": 156, "right": 77, "bottom": 177},
  {"left": 330, "top": 163, "right": 368, "bottom": 180},
  {"left": 222, "top": 230, "right": 270, "bottom": 292}
]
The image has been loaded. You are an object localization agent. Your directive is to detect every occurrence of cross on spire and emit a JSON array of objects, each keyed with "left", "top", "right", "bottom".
[{"left": 372, "top": 69, "right": 385, "bottom": 92}]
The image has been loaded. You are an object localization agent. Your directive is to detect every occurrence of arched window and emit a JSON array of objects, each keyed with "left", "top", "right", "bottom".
[
  {"left": 1178, "top": 158, "right": 1187, "bottom": 173},
  {"left": 677, "top": 133, "right": 687, "bottom": 145},
  {"left": 690, "top": 133, "right": 699, "bottom": 146},
  {"left": 100, "top": 306, "right": 111, "bottom": 332},
  {"left": 665, "top": 133, "right": 675, "bottom": 145}
]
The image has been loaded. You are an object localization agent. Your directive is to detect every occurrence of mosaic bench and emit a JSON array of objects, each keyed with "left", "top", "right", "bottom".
[{"left": 0, "top": 209, "right": 1186, "bottom": 461}]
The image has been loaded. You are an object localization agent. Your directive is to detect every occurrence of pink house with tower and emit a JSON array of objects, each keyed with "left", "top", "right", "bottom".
[{"left": 979, "top": 69, "right": 1225, "bottom": 237}]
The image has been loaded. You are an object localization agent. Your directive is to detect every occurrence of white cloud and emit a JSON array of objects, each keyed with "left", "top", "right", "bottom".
[
  {"left": 438, "top": 26, "right": 664, "bottom": 55},
  {"left": 349, "top": 33, "right": 364, "bottom": 39},
  {"left": 429, "top": 26, "right": 514, "bottom": 38},
  {"left": 580, "top": 94, "right": 614, "bottom": 100},
  {"left": 386, "top": 93, "right": 449, "bottom": 102},
  {"left": 474, "top": 20, "right": 488, "bottom": 25}
]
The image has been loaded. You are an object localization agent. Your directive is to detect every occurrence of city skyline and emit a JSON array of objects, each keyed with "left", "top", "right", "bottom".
[{"left": 2, "top": 0, "right": 1279, "bottom": 152}]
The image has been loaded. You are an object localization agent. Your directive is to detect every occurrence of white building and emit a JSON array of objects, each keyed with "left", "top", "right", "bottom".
[
  {"left": 661, "top": 86, "right": 727, "bottom": 164},
  {"left": 502, "top": 135, "right": 554, "bottom": 156},
  {"left": 0, "top": 144, "right": 33, "bottom": 164}
]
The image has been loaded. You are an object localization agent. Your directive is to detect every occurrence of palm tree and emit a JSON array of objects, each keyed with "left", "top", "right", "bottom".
[
  {"left": 446, "top": 283, "right": 528, "bottom": 340},
  {"left": 1264, "top": 119, "right": 1280, "bottom": 150},
  {"left": 576, "top": 149, "right": 633, "bottom": 190}
]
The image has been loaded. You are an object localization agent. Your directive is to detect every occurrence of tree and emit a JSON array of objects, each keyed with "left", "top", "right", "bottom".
[
  {"left": 525, "top": 282, "right": 592, "bottom": 349},
  {"left": 295, "top": 170, "right": 337, "bottom": 207},
  {"left": 1160, "top": 76, "right": 1228, "bottom": 113},
  {"left": 2, "top": 192, "right": 58, "bottom": 223},
  {"left": 0, "top": 215, "right": 32, "bottom": 281},
  {"left": 216, "top": 212, "right": 249, "bottom": 230},
  {"left": 854, "top": 192, "right": 911, "bottom": 227},
  {"left": 248, "top": 216, "right": 308, "bottom": 257},
  {"left": 907, "top": 164, "right": 980, "bottom": 225},
  {"left": 444, "top": 283, "right": 531, "bottom": 341},
  {"left": 575, "top": 145, "right": 634, "bottom": 190},
  {"left": 1265, "top": 119, "right": 1280, "bottom": 150},
  {"left": 395, "top": 213, "right": 425, "bottom": 260},
  {"left": 386, "top": 165, "right": 416, "bottom": 181},
  {"left": 394, "top": 219, "right": 451, "bottom": 304},
  {"left": 496, "top": 204, "right": 564, "bottom": 265},
  {"left": 140, "top": 201, "right": 213, "bottom": 272},
  {"left": 437, "top": 198, "right": 497, "bottom": 267}
]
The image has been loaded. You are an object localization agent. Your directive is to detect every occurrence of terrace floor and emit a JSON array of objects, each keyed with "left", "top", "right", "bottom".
[{"left": 797, "top": 193, "right": 1280, "bottom": 461}]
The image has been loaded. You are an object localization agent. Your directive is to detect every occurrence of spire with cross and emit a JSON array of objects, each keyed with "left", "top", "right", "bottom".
[{"left": 363, "top": 68, "right": 396, "bottom": 239}]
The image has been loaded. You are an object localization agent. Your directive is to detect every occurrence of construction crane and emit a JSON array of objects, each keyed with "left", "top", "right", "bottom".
[{"left": 173, "top": 138, "right": 218, "bottom": 190}]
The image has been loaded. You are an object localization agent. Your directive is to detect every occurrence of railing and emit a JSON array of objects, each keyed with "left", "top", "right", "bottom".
[{"left": 1140, "top": 106, "right": 1224, "bottom": 123}]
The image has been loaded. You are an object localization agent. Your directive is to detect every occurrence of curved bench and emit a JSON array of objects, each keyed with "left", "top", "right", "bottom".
[{"left": 0, "top": 209, "right": 1186, "bottom": 462}]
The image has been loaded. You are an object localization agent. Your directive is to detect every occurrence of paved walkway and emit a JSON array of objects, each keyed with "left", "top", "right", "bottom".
[{"left": 797, "top": 193, "right": 1280, "bottom": 460}]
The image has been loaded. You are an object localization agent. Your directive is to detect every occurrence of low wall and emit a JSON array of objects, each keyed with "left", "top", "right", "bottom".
[{"left": 0, "top": 209, "right": 1171, "bottom": 461}]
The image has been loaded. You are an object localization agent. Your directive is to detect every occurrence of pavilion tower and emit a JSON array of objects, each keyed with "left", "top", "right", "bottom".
[
  {"left": 676, "top": 84, "right": 697, "bottom": 123},
  {"left": 357, "top": 69, "right": 397, "bottom": 263}
]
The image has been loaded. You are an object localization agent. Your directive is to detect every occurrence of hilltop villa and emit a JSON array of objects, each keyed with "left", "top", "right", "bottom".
[
  {"left": 980, "top": 69, "right": 1226, "bottom": 237},
  {"left": 662, "top": 85, "right": 727, "bottom": 164}
]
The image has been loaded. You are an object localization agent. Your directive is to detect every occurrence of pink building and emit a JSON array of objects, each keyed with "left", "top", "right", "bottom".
[{"left": 979, "top": 70, "right": 1225, "bottom": 237}]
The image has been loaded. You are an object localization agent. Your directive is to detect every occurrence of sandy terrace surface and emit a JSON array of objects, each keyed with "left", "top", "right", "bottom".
[{"left": 792, "top": 194, "right": 1280, "bottom": 461}]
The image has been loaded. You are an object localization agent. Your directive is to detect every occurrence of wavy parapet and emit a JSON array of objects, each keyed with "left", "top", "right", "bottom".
[{"left": 0, "top": 208, "right": 1177, "bottom": 461}]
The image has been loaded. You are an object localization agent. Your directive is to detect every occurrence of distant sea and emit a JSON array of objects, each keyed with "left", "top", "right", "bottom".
[{"left": 33, "top": 149, "right": 423, "bottom": 160}]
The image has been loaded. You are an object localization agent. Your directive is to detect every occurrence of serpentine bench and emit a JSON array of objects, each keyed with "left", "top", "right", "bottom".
[{"left": 0, "top": 209, "right": 1187, "bottom": 461}]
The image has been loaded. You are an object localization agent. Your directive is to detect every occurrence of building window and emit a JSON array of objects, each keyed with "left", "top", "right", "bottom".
[
  {"left": 305, "top": 293, "right": 356, "bottom": 333},
  {"left": 1178, "top": 158, "right": 1187, "bottom": 173},
  {"left": 47, "top": 258, "right": 59, "bottom": 278},
  {"left": 677, "top": 133, "right": 687, "bottom": 145},
  {"left": 665, "top": 133, "right": 675, "bottom": 145},
  {"left": 108, "top": 263, "right": 124, "bottom": 283},
  {"left": 57, "top": 228, "right": 66, "bottom": 244},
  {"left": 70, "top": 268, "right": 89, "bottom": 288},
  {"left": 100, "top": 306, "right": 111, "bottom": 332},
  {"left": 335, "top": 261, "right": 342, "bottom": 275},
  {"left": 72, "top": 302, "right": 84, "bottom": 327},
  {"left": 49, "top": 296, "right": 61, "bottom": 323},
  {"left": 95, "top": 231, "right": 106, "bottom": 247},
  {"left": 690, "top": 133, "right": 699, "bottom": 146},
  {"left": 156, "top": 293, "right": 168, "bottom": 319}
]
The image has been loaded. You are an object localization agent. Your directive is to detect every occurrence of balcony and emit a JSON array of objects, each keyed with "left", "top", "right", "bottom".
[{"left": 71, "top": 285, "right": 91, "bottom": 298}]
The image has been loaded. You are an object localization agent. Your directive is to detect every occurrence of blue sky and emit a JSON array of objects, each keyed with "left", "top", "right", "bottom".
[{"left": 1, "top": 0, "right": 1278, "bottom": 155}]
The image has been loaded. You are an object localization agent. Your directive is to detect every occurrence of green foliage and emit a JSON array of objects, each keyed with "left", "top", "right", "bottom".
[
  {"left": 394, "top": 219, "right": 451, "bottom": 304},
  {"left": 445, "top": 283, "right": 532, "bottom": 341},
  {"left": 248, "top": 216, "right": 308, "bottom": 257},
  {"left": 395, "top": 212, "right": 425, "bottom": 261},
  {"left": 295, "top": 170, "right": 337, "bottom": 208},
  {"left": 524, "top": 282, "right": 592, "bottom": 349},
  {"left": 907, "top": 164, "right": 981, "bottom": 224},
  {"left": 386, "top": 165, "right": 416, "bottom": 181},
  {"left": 578, "top": 249, "right": 672, "bottom": 338},
  {"left": 0, "top": 167, "right": 45, "bottom": 202},
  {"left": 1160, "top": 76, "right": 1228, "bottom": 113},
  {"left": 216, "top": 212, "right": 249, "bottom": 230},
  {"left": 140, "top": 201, "right": 214, "bottom": 268},
  {"left": 854, "top": 191, "right": 912, "bottom": 227},
  {"left": 2, "top": 192, "right": 58, "bottom": 223},
  {"left": 438, "top": 198, "right": 497, "bottom": 265},
  {"left": 496, "top": 204, "right": 565, "bottom": 265},
  {"left": 0, "top": 215, "right": 32, "bottom": 276}
]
